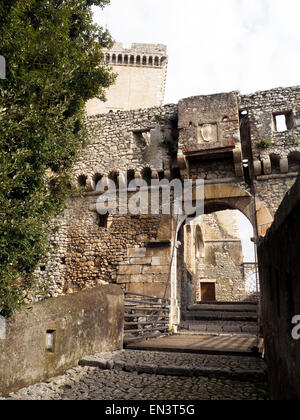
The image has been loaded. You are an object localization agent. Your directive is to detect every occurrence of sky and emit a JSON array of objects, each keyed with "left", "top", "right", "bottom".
[
  {"left": 94, "top": 0, "right": 300, "bottom": 104},
  {"left": 93, "top": 0, "right": 300, "bottom": 262}
]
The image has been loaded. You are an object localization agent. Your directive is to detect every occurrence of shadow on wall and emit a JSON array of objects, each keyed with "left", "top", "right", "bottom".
[{"left": 258, "top": 174, "right": 300, "bottom": 400}]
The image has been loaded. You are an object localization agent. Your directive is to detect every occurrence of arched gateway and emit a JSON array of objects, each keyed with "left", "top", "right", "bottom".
[
  {"left": 39, "top": 86, "right": 300, "bottom": 334},
  {"left": 167, "top": 182, "right": 273, "bottom": 326}
]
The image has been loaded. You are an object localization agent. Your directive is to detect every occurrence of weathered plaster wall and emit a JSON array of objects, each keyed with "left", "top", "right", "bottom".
[
  {"left": 258, "top": 174, "right": 300, "bottom": 400},
  {"left": 0, "top": 286, "right": 123, "bottom": 396}
]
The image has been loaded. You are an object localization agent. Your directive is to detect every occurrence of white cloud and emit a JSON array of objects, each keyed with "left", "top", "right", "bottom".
[{"left": 94, "top": 0, "right": 300, "bottom": 103}]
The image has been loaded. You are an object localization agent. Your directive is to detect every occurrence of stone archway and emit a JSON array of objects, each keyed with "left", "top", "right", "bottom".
[
  {"left": 203, "top": 183, "right": 273, "bottom": 237},
  {"left": 169, "top": 182, "right": 273, "bottom": 327}
]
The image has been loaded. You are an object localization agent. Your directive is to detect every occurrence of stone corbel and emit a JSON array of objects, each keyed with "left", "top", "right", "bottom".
[
  {"left": 134, "top": 171, "right": 142, "bottom": 180},
  {"left": 118, "top": 172, "right": 127, "bottom": 189},
  {"left": 280, "top": 158, "right": 289, "bottom": 174},
  {"left": 253, "top": 159, "right": 262, "bottom": 176},
  {"left": 151, "top": 170, "right": 159, "bottom": 180},
  {"left": 177, "top": 152, "right": 190, "bottom": 178},
  {"left": 86, "top": 176, "right": 94, "bottom": 192},
  {"left": 262, "top": 157, "right": 271, "bottom": 175}
]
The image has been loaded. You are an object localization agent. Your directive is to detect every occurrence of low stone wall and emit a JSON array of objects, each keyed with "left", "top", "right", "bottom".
[
  {"left": 258, "top": 175, "right": 300, "bottom": 400},
  {"left": 0, "top": 285, "right": 124, "bottom": 396}
]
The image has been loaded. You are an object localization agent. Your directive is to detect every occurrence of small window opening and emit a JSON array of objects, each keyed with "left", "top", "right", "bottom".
[
  {"left": 273, "top": 111, "right": 294, "bottom": 132},
  {"left": 133, "top": 130, "right": 151, "bottom": 147}
]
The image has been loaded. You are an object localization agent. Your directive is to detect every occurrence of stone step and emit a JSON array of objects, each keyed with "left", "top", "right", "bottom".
[
  {"left": 180, "top": 320, "right": 258, "bottom": 335},
  {"left": 195, "top": 301, "right": 258, "bottom": 306},
  {"left": 79, "top": 350, "right": 267, "bottom": 382},
  {"left": 182, "top": 311, "right": 257, "bottom": 322},
  {"left": 187, "top": 304, "right": 257, "bottom": 313}
]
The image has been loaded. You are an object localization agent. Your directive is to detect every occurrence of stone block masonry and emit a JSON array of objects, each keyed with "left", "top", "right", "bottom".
[
  {"left": 74, "top": 104, "right": 178, "bottom": 186},
  {"left": 35, "top": 104, "right": 178, "bottom": 299}
]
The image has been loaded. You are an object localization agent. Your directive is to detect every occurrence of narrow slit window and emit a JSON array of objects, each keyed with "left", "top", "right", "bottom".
[{"left": 46, "top": 330, "right": 56, "bottom": 353}]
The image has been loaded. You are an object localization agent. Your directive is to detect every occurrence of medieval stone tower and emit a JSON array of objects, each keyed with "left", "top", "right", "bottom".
[{"left": 86, "top": 43, "right": 168, "bottom": 116}]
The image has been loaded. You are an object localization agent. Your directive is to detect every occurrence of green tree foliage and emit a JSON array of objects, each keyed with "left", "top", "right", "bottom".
[{"left": 0, "top": 0, "right": 116, "bottom": 316}]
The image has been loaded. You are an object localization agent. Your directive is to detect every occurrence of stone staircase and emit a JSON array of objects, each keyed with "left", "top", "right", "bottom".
[{"left": 180, "top": 302, "right": 258, "bottom": 336}]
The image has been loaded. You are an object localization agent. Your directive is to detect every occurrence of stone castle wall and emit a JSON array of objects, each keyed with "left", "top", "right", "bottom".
[
  {"left": 240, "top": 86, "right": 300, "bottom": 176},
  {"left": 73, "top": 104, "right": 177, "bottom": 185},
  {"left": 38, "top": 105, "right": 178, "bottom": 299},
  {"left": 37, "top": 86, "right": 300, "bottom": 307}
]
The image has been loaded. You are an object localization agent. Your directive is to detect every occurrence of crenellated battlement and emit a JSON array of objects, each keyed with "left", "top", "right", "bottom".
[{"left": 103, "top": 42, "right": 168, "bottom": 68}]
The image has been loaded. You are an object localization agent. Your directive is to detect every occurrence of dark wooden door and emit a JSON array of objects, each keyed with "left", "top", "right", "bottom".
[{"left": 201, "top": 283, "right": 216, "bottom": 302}]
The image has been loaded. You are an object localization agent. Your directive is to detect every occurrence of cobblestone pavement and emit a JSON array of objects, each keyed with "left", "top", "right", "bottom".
[
  {"left": 3, "top": 351, "right": 269, "bottom": 401},
  {"left": 82, "top": 349, "right": 266, "bottom": 372}
]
